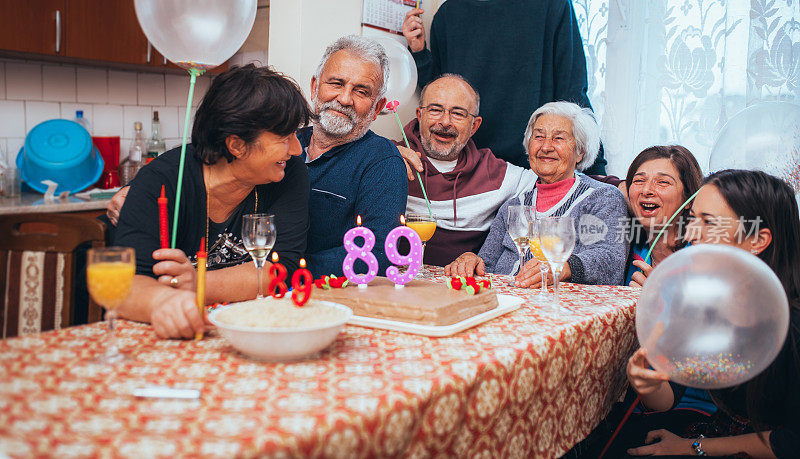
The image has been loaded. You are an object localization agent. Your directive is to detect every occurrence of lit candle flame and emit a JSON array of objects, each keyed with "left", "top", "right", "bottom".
[
  {"left": 356, "top": 215, "right": 362, "bottom": 226},
  {"left": 400, "top": 215, "right": 406, "bottom": 225},
  {"left": 299, "top": 258, "right": 306, "bottom": 268},
  {"left": 271, "top": 252, "right": 279, "bottom": 263}
]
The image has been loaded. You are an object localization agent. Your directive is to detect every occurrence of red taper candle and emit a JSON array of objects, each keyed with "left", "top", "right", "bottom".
[{"left": 158, "top": 185, "right": 169, "bottom": 249}]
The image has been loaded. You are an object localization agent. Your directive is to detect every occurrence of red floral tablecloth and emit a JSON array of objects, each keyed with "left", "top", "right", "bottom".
[{"left": 0, "top": 267, "right": 640, "bottom": 458}]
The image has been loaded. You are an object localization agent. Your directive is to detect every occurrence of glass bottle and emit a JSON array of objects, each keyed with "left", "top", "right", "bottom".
[
  {"left": 120, "top": 122, "right": 146, "bottom": 184},
  {"left": 145, "top": 111, "right": 166, "bottom": 164}
]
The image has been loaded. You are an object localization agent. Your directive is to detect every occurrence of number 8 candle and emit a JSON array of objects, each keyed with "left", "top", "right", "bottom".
[
  {"left": 342, "top": 215, "right": 379, "bottom": 288},
  {"left": 385, "top": 215, "right": 423, "bottom": 288}
]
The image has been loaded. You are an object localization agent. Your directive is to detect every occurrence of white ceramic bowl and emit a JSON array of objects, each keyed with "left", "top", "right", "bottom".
[{"left": 208, "top": 299, "right": 352, "bottom": 362}]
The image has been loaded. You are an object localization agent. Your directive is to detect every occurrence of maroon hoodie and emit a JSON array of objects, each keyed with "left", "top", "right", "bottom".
[{"left": 397, "top": 119, "right": 535, "bottom": 266}]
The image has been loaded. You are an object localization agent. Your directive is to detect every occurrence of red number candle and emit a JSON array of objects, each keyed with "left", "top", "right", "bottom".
[
  {"left": 267, "top": 252, "right": 288, "bottom": 298},
  {"left": 158, "top": 185, "right": 169, "bottom": 249},
  {"left": 291, "top": 258, "right": 313, "bottom": 307}
]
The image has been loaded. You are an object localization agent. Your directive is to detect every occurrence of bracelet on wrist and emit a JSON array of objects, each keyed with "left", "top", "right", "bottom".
[{"left": 691, "top": 434, "right": 707, "bottom": 456}]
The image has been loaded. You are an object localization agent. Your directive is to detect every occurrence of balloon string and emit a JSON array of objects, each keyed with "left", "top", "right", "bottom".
[
  {"left": 171, "top": 68, "right": 204, "bottom": 248},
  {"left": 392, "top": 111, "right": 434, "bottom": 219},
  {"left": 643, "top": 189, "right": 702, "bottom": 265},
  {"left": 598, "top": 394, "right": 641, "bottom": 459}
]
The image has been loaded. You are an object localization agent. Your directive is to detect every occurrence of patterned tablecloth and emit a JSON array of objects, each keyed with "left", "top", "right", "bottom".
[{"left": 0, "top": 267, "right": 640, "bottom": 458}]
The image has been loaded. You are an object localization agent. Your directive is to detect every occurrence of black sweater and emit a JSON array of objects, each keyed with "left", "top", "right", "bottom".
[
  {"left": 411, "top": 0, "right": 607, "bottom": 174},
  {"left": 115, "top": 146, "right": 309, "bottom": 277}
]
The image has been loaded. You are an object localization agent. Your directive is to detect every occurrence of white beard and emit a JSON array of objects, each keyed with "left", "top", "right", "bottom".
[{"left": 312, "top": 90, "right": 376, "bottom": 140}]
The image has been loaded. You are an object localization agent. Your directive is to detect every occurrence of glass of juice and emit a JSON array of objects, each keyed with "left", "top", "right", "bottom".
[
  {"left": 87, "top": 246, "right": 136, "bottom": 364},
  {"left": 529, "top": 219, "right": 553, "bottom": 304},
  {"left": 405, "top": 212, "right": 437, "bottom": 264}
]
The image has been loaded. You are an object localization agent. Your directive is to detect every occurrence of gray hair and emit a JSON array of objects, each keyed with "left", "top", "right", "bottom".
[
  {"left": 523, "top": 101, "right": 600, "bottom": 172},
  {"left": 419, "top": 73, "right": 480, "bottom": 115},
  {"left": 314, "top": 35, "right": 390, "bottom": 100}
]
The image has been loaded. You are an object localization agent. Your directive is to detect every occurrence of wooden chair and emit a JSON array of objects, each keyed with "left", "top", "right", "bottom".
[{"left": 0, "top": 214, "right": 106, "bottom": 338}]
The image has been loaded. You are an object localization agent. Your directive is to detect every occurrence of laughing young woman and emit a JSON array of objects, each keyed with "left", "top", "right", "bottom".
[{"left": 624, "top": 146, "right": 703, "bottom": 287}]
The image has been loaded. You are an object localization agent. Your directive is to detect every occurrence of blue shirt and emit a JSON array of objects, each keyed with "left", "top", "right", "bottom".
[{"left": 298, "top": 127, "right": 408, "bottom": 278}]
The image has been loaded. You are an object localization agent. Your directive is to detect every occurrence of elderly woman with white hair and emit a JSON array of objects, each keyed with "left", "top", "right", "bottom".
[{"left": 446, "top": 101, "right": 628, "bottom": 287}]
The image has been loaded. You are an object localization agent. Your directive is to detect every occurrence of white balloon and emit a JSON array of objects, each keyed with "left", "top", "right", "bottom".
[
  {"left": 134, "top": 0, "right": 257, "bottom": 70},
  {"left": 371, "top": 36, "right": 418, "bottom": 109},
  {"left": 709, "top": 102, "right": 800, "bottom": 208},
  {"left": 636, "top": 245, "right": 789, "bottom": 389}
]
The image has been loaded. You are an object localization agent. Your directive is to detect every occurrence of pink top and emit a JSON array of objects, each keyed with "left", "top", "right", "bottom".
[{"left": 536, "top": 178, "right": 575, "bottom": 213}]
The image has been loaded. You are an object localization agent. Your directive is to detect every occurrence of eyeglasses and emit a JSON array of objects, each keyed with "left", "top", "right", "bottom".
[{"left": 419, "top": 104, "right": 477, "bottom": 122}]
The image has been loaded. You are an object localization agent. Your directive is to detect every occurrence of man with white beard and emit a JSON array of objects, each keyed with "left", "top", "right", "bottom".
[
  {"left": 105, "top": 36, "right": 407, "bottom": 278},
  {"left": 297, "top": 36, "right": 407, "bottom": 277}
]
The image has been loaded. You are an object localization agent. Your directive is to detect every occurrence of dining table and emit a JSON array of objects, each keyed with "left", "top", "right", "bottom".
[{"left": 0, "top": 266, "right": 640, "bottom": 458}]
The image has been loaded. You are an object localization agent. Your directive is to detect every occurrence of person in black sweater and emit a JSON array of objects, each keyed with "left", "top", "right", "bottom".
[
  {"left": 113, "top": 65, "right": 312, "bottom": 339},
  {"left": 402, "top": 0, "right": 607, "bottom": 174},
  {"left": 589, "top": 170, "right": 800, "bottom": 457}
]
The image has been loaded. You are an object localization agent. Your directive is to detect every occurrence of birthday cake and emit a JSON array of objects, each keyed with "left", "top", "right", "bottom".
[{"left": 313, "top": 276, "right": 498, "bottom": 326}]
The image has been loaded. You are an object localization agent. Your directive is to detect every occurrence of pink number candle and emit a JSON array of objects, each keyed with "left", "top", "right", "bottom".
[
  {"left": 342, "top": 215, "right": 379, "bottom": 287},
  {"left": 385, "top": 215, "right": 423, "bottom": 288}
]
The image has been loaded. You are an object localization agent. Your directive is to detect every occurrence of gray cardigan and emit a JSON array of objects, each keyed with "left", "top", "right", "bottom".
[{"left": 477, "top": 173, "right": 629, "bottom": 285}]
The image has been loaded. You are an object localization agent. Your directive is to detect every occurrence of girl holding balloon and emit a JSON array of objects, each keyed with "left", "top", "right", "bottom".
[{"left": 594, "top": 170, "right": 800, "bottom": 457}]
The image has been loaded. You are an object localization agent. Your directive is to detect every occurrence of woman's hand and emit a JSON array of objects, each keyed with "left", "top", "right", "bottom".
[
  {"left": 514, "top": 259, "right": 546, "bottom": 288},
  {"left": 106, "top": 185, "right": 130, "bottom": 226},
  {"left": 445, "top": 252, "right": 485, "bottom": 277},
  {"left": 629, "top": 259, "right": 654, "bottom": 288},
  {"left": 397, "top": 145, "right": 423, "bottom": 181},
  {"left": 150, "top": 288, "right": 206, "bottom": 339},
  {"left": 627, "top": 348, "right": 670, "bottom": 395},
  {"left": 627, "top": 430, "right": 693, "bottom": 456},
  {"left": 152, "top": 249, "right": 197, "bottom": 292}
]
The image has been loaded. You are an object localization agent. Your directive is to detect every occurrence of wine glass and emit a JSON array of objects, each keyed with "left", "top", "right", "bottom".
[
  {"left": 242, "top": 214, "right": 276, "bottom": 299},
  {"left": 86, "top": 246, "right": 136, "bottom": 364},
  {"left": 506, "top": 205, "right": 533, "bottom": 286},
  {"left": 537, "top": 216, "right": 576, "bottom": 303},
  {"left": 528, "top": 218, "right": 552, "bottom": 304},
  {"left": 405, "top": 212, "right": 436, "bottom": 263}
]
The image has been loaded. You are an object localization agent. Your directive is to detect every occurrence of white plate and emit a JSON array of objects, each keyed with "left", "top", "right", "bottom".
[{"left": 348, "top": 294, "right": 524, "bottom": 337}]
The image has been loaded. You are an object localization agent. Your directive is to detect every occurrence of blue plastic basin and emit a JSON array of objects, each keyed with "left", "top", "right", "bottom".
[{"left": 15, "top": 119, "right": 104, "bottom": 194}]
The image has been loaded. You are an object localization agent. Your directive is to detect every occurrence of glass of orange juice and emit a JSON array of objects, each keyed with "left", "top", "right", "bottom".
[
  {"left": 529, "top": 219, "right": 553, "bottom": 304},
  {"left": 405, "top": 212, "right": 436, "bottom": 264},
  {"left": 87, "top": 247, "right": 136, "bottom": 364}
]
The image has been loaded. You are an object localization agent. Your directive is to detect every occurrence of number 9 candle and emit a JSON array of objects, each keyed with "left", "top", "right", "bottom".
[
  {"left": 342, "top": 215, "right": 379, "bottom": 288},
  {"left": 385, "top": 215, "right": 423, "bottom": 288},
  {"left": 291, "top": 258, "right": 312, "bottom": 307}
]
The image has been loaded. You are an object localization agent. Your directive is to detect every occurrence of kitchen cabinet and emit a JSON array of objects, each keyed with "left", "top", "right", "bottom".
[
  {"left": 64, "top": 0, "right": 150, "bottom": 65},
  {"left": 0, "top": 1, "right": 66, "bottom": 56},
  {"left": 0, "top": 0, "right": 228, "bottom": 72}
]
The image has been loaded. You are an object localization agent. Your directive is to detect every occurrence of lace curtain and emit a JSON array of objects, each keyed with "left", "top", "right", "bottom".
[{"left": 575, "top": 0, "right": 800, "bottom": 177}]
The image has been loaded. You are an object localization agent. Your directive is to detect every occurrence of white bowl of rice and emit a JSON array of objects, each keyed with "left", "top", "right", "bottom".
[{"left": 208, "top": 297, "right": 352, "bottom": 362}]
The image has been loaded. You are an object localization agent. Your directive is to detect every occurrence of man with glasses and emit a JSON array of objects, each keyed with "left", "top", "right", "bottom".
[
  {"left": 402, "top": 1, "right": 607, "bottom": 175},
  {"left": 398, "top": 74, "right": 537, "bottom": 266}
]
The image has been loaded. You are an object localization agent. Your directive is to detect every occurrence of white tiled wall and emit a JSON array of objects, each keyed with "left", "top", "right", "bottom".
[{"left": 0, "top": 58, "right": 212, "bottom": 167}]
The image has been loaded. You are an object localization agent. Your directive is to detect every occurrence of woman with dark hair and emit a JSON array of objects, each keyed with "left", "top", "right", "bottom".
[
  {"left": 624, "top": 145, "right": 703, "bottom": 287},
  {"left": 114, "top": 64, "right": 312, "bottom": 339},
  {"left": 600, "top": 170, "right": 800, "bottom": 457}
]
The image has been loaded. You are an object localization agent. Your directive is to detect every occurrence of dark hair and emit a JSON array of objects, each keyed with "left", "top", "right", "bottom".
[
  {"left": 704, "top": 169, "right": 800, "bottom": 441},
  {"left": 192, "top": 64, "right": 312, "bottom": 165},
  {"left": 625, "top": 145, "right": 703, "bottom": 246}
]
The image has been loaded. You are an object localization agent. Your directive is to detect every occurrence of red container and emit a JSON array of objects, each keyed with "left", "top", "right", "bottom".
[
  {"left": 92, "top": 136, "right": 120, "bottom": 189},
  {"left": 92, "top": 136, "right": 120, "bottom": 170}
]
